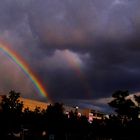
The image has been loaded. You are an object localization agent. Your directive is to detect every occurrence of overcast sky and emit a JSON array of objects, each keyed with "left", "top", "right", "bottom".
[{"left": 0, "top": 0, "right": 140, "bottom": 112}]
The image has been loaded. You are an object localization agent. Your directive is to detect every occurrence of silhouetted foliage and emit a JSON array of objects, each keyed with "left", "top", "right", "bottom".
[
  {"left": 107, "top": 90, "right": 140, "bottom": 139},
  {"left": 108, "top": 90, "right": 138, "bottom": 119},
  {"left": 1, "top": 90, "right": 140, "bottom": 140},
  {"left": 1, "top": 90, "right": 23, "bottom": 113},
  {"left": 0, "top": 90, "right": 23, "bottom": 138},
  {"left": 134, "top": 95, "right": 140, "bottom": 106}
]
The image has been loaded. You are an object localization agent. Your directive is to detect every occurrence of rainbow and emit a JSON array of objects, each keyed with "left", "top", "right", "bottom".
[{"left": 0, "top": 43, "right": 48, "bottom": 99}]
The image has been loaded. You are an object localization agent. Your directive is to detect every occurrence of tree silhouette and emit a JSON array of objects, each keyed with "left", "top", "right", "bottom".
[
  {"left": 134, "top": 95, "right": 140, "bottom": 107},
  {"left": 1, "top": 90, "right": 23, "bottom": 136},
  {"left": 44, "top": 103, "right": 67, "bottom": 140},
  {"left": 2, "top": 89, "right": 140, "bottom": 139},
  {"left": 1, "top": 90, "right": 23, "bottom": 113},
  {"left": 108, "top": 90, "right": 137, "bottom": 119}
]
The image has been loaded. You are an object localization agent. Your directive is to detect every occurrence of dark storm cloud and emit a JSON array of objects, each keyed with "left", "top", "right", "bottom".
[
  {"left": 0, "top": 0, "right": 140, "bottom": 111},
  {"left": 27, "top": 0, "right": 140, "bottom": 49}
]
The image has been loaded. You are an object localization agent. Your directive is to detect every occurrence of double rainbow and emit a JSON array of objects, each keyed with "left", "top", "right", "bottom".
[{"left": 0, "top": 43, "right": 48, "bottom": 99}]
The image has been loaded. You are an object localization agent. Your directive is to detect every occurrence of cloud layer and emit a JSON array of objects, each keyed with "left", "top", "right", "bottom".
[{"left": 0, "top": 0, "right": 140, "bottom": 112}]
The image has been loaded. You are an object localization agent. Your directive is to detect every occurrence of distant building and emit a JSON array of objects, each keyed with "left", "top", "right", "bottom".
[
  {"left": 90, "top": 109, "right": 108, "bottom": 120},
  {"left": 63, "top": 105, "right": 90, "bottom": 118},
  {"left": 63, "top": 105, "right": 109, "bottom": 122}
]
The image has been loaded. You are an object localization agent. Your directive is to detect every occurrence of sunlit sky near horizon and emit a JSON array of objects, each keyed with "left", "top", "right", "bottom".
[{"left": 0, "top": 0, "right": 140, "bottom": 112}]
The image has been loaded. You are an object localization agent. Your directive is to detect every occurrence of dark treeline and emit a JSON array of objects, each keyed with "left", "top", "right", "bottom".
[{"left": 0, "top": 90, "right": 140, "bottom": 140}]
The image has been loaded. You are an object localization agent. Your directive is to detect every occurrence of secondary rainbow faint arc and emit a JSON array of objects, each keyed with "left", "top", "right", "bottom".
[
  {"left": 0, "top": 43, "right": 48, "bottom": 99},
  {"left": 63, "top": 52, "right": 91, "bottom": 98}
]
